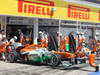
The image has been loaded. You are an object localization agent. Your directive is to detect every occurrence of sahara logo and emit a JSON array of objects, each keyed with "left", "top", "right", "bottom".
[
  {"left": 68, "top": 5, "right": 90, "bottom": 20},
  {"left": 18, "top": 0, "right": 54, "bottom": 16}
]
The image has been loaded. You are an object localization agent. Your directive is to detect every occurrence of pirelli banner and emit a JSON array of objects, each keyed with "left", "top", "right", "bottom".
[{"left": 0, "top": 0, "right": 100, "bottom": 23}]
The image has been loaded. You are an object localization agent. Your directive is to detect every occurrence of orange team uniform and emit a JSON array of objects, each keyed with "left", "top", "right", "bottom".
[
  {"left": 76, "top": 36, "right": 86, "bottom": 51},
  {"left": 0, "top": 43, "right": 6, "bottom": 53},
  {"left": 88, "top": 54, "right": 96, "bottom": 67},
  {"left": 60, "top": 39, "right": 66, "bottom": 51}
]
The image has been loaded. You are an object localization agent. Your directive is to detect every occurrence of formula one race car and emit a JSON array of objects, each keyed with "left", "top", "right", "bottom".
[{"left": 7, "top": 43, "right": 60, "bottom": 66}]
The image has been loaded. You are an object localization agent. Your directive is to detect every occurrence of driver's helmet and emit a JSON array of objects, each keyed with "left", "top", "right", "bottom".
[{"left": 82, "top": 41, "right": 86, "bottom": 47}]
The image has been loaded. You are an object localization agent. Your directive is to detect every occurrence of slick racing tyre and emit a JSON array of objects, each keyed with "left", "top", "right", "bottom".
[
  {"left": 8, "top": 52, "right": 17, "bottom": 63},
  {"left": 50, "top": 54, "right": 61, "bottom": 67}
]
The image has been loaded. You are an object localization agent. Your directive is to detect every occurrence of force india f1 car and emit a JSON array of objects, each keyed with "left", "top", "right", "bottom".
[{"left": 7, "top": 43, "right": 61, "bottom": 66}]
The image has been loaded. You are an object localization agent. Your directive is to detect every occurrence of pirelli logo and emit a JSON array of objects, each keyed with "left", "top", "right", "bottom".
[
  {"left": 18, "top": 0, "right": 54, "bottom": 16},
  {"left": 68, "top": 5, "right": 90, "bottom": 20}
]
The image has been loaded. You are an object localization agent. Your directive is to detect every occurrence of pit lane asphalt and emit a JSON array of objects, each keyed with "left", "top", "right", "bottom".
[{"left": 0, "top": 60, "right": 98, "bottom": 75}]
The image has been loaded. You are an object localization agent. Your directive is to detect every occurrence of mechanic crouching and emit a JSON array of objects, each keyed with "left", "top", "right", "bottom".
[{"left": 89, "top": 51, "right": 99, "bottom": 72}]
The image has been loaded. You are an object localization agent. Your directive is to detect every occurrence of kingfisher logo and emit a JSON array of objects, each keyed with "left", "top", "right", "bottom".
[
  {"left": 68, "top": 5, "right": 90, "bottom": 20},
  {"left": 18, "top": 0, "right": 54, "bottom": 16}
]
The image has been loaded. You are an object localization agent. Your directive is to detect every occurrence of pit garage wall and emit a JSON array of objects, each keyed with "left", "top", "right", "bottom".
[
  {"left": 39, "top": 19, "right": 93, "bottom": 39},
  {"left": 60, "top": 26, "right": 76, "bottom": 36},
  {"left": 38, "top": 19, "right": 59, "bottom": 33},
  {"left": 0, "top": 16, "right": 6, "bottom": 35},
  {"left": 0, "top": 16, "right": 96, "bottom": 44}
]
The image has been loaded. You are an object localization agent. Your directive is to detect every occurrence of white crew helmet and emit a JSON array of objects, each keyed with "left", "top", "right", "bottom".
[
  {"left": 14, "top": 36, "right": 17, "bottom": 40},
  {"left": 2, "top": 35, "right": 6, "bottom": 38},
  {"left": 39, "top": 31, "right": 43, "bottom": 34}
]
